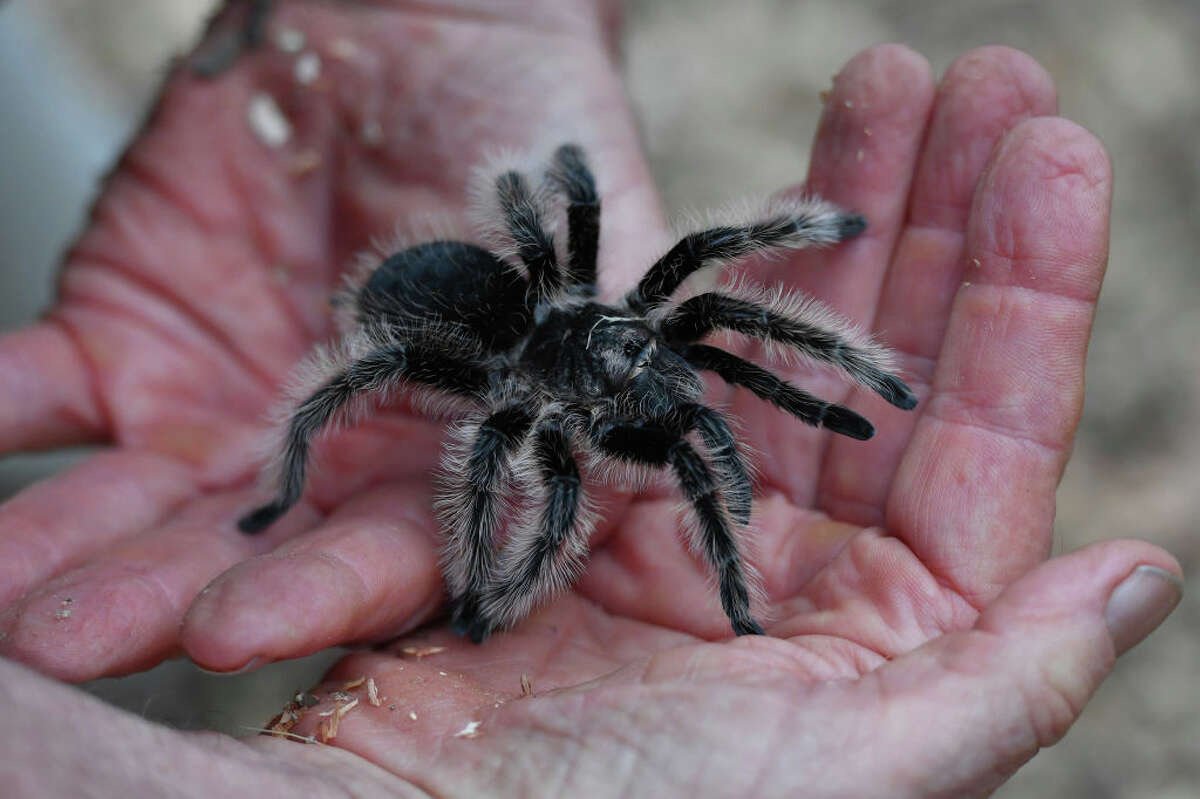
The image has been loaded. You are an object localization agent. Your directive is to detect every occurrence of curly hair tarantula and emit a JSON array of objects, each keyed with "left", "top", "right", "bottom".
[{"left": 238, "top": 143, "right": 917, "bottom": 642}]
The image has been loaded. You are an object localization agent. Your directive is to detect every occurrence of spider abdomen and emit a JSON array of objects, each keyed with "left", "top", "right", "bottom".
[{"left": 358, "top": 240, "right": 531, "bottom": 352}]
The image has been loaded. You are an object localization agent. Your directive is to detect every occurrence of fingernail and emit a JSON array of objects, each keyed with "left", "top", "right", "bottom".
[{"left": 1105, "top": 565, "right": 1183, "bottom": 657}]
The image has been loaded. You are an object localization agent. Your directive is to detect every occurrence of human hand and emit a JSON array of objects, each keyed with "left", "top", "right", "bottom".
[
  {"left": 240, "top": 43, "right": 1180, "bottom": 799},
  {"left": 0, "top": 2, "right": 1183, "bottom": 794},
  {"left": 0, "top": 0, "right": 648, "bottom": 678}
]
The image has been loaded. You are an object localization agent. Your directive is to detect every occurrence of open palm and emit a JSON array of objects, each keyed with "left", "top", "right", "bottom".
[{"left": 0, "top": 3, "right": 1180, "bottom": 796}]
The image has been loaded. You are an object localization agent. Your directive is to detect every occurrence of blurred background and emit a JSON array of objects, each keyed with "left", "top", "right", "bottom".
[{"left": 1, "top": 0, "right": 1197, "bottom": 795}]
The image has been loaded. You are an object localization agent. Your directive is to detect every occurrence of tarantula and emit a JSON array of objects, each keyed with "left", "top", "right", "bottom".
[{"left": 238, "top": 143, "right": 917, "bottom": 641}]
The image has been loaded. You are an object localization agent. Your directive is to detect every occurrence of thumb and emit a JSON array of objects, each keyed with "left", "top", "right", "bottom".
[{"left": 864, "top": 539, "right": 1182, "bottom": 797}]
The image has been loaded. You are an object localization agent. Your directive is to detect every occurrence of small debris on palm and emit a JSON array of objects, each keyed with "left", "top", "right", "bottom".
[
  {"left": 400, "top": 645, "right": 446, "bottom": 659},
  {"left": 454, "top": 720, "right": 483, "bottom": 739}
]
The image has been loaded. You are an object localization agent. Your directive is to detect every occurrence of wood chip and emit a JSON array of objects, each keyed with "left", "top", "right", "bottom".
[
  {"left": 294, "top": 51, "right": 321, "bottom": 85},
  {"left": 520, "top": 673, "right": 533, "bottom": 698},
  {"left": 330, "top": 690, "right": 354, "bottom": 702},
  {"left": 401, "top": 645, "right": 446, "bottom": 659},
  {"left": 343, "top": 676, "right": 366, "bottom": 690},
  {"left": 296, "top": 692, "right": 320, "bottom": 708},
  {"left": 367, "top": 678, "right": 382, "bottom": 707},
  {"left": 288, "top": 149, "right": 322, "bottom": 177},
  {"left": 409, "top": 711, "right": 418, "bottom": 721},
  {"left": 266, "top": 709, "right": 299, "bottom": 733},
  {"left": 335, "top": 698, "right": 359, "bottom": 717},
  {"left": 247, "top": 93, "right": 291, "bottom": 148},
  {"left": 361, "top": 119, "right": 384, "bottom": 147},
  {"left": 328, "top": 37, "right": 360, "bottom": 60},
  {"left": 318, "top": 713, "right": 340, "bottom": 742},
  {"left": 453, "top": 720, "right": 482, "bottom": 739},
  {"left": 276, "top": 27, "right": 306, "bottom": 53}
]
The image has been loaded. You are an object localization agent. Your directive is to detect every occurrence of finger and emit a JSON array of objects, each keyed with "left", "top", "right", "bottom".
[
  {"left": 888, "top": 117, "right": 1114, "bottom": 605},
  {"left": 818, "top": 46, "right": 1058, "bottom": 526},
  {"left": 0, "top": 451, "right": 197, "bottom": 608},
  {"left": 0, "top": 322, "right": 107, "bottom": 453},
  {"left": 0, "top": 489, "right": 312, "bottom": 682},
  {"left": 181, "top": 483, "right": 443, "bottom": 672},
  {"left": 776, "top": 44, "right": 934, "bottom": 322},
  {"left": 738, "top": 44, "right": 934, "bottom": 503},
  {"left": 860, "top": 540, "right": 1181, "bottom": 796}
]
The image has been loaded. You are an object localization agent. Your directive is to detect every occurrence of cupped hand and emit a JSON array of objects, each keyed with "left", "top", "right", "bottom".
[{"left": 0, "top": 2, "right": 1182, "bottom": 795}]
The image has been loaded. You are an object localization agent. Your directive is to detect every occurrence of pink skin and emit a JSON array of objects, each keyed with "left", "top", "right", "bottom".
[{"left": 0, "top": 2, "right": 1182, "bottom": 796}]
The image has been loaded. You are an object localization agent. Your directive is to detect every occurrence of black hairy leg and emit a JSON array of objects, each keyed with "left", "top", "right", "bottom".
[
  {"left": 496, "top": 170, "right": 561, "bottom": 299},
  {"left": 661, "top": 292, "right": 918, "bottom": 410},
  {"left": 442, "top": 406, "right": 537, "bottom": 635},
  {"left": 680, "top": 344, "right": 875, "bottom": 440},
  {"left": 591, "top": 413, "right": 763, "bottom": 636},
  {"left": 547, "top": 143, "right": 600, "bottom": 292},
  {"left": 470, "top": 413, "right": 586, "bottom": 643},
  {"left": 677, "top": 403, "right": 754, "bottom": 525},
  {"left": 627, "top": 202, "right": 866, "bottom": 312},
  {"left": 238, "top": 341, "right": 489, "bottom": 534}
]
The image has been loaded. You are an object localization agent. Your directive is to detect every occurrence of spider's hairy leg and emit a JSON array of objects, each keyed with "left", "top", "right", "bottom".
[
  {"left": 678, "top": 403, "right": 754, "bottom": 525},
  {"left": 547, "top": 143, "right": 600, "bottom": 292},
  {"left": 238, "top": 342, "right": 489, "bottom": 534},
  {"left": 591, "top": 416, "right": 764, "bottom": 637},
  {"left": 680, "top": 343, "right": 875, "bottom": 440},
  {"left": 496, "top": 170, "right": 561, "bottom": 299},
  {"left": 626, "top": 199, "right": 866, "bottom": 312},
  {"left": 471, "top": 412, "right": 587, "bottom": 643},
  {"left": 441, "top": 405, "right": 537, "bottom": 635},
  {"left": 661, "top": 292, "right": 918, "bottom": 410}
]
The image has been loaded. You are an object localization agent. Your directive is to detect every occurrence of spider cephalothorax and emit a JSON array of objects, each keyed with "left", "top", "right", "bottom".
[{"left": 238, "top": 143, "right": 917, "bottom": 641}]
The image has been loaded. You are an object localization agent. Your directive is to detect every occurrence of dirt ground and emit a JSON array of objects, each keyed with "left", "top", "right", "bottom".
[{"left": 2, "top": 1, "right": 1197, "bottom": 795}]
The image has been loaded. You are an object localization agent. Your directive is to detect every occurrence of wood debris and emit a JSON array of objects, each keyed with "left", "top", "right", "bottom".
[
  {"left": 275, "top": 27, "right": 306, "bottom": 53},
  {"left": 247, "top": 93, "right": 292, "bottom": 148},
  {"left": 453, "top": 720, "right": 482, "bottom": 739},
  {"left": 361, "top": 119, "right": 384, "bottom": 147},
  {"left": 295, "top": 692, "right": 320, "bottom": 708},
  {"left": 400, "top": 645, "right": 446, "bottom": 659},
  {"left": 288, "top": 149, "right": 322, "bottom": 177},
  {"left": 520, "top": 673, "right": 533, "bottom": 698},
  {"left": 367, "top": 678, "right": 382, "bottom": 707},
  {"left": 266, "top": 707, "right": 300, "bottom": 734},
  {"left": 315, "top": 694, "right": 361, "bottom": 743},
  {"left": 328, "top": 37, "right": 361, "bottom": 60},
  {"left": 343, "top": 676, "right": 366, "bottom": 690},
  {"left": 318, "top": 713, "right": 340, "bottom": 742},
  {"left": 294, "top": 51, "right": 321, "bottom": 85},
  {"left": 55, "top": 608, "right": 71, "bottom": 620},
  {"left": 409, "top": 711, "right": 418, "bottom": 721}
]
